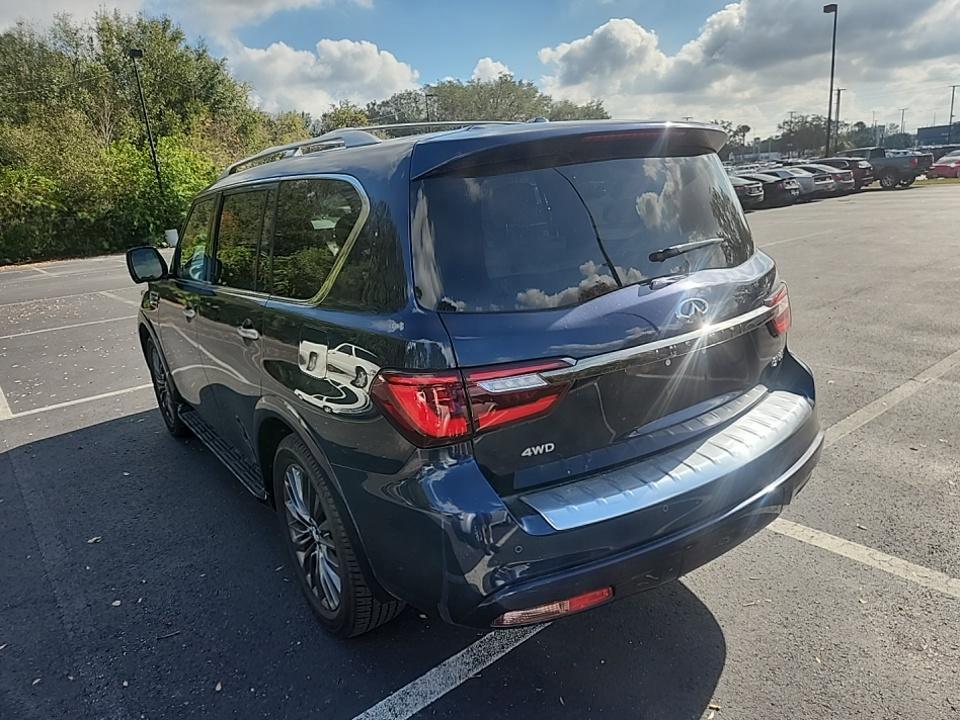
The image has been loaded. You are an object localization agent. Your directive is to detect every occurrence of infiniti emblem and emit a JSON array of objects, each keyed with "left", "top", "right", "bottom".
[{"left": 675, "top": 297, "right": 710, "bottom": 323}]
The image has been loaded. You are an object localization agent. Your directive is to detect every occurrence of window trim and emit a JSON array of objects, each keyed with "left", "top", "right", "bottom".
[
  {"left": 210, "top": 184, "right": 277, "bottom": 296},
  {"left": 192, "top": 173, "right": 371, "bottom": 305}
]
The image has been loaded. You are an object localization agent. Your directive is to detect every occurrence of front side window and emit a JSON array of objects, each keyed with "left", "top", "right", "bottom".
[
  {"left": 176, "top": 198, "right": 215, "bottom": 281},
  {"left": 214, "top": 189, "right": 271, "bottom": 291},
  {"left": 271, "top": 178, "right": 363, "bottom": 300},
  {"left": 412, "top": 153, "right": 754, "bottom": 312}
]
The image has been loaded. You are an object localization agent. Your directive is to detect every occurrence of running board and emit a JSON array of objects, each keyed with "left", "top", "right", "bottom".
[{"left": 178, "top": 408, "right": 267, "bottom": 500}]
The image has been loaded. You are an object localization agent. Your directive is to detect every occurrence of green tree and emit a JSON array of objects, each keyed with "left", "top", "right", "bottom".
[{"left": 319, "top": 101, "right": 369, "bottom": 132}]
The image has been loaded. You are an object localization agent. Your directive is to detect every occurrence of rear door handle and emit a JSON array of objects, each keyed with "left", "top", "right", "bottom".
[
  {"left": 237, "top": 320, "right": 260, "bottom": 341},
  {"left": 182, "top": 307, "right": 196, "bottom": 321}
]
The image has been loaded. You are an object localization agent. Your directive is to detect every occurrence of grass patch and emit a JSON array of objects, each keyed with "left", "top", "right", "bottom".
[{"left": 916, "top": 177, "right": 960, "bottom": 186}]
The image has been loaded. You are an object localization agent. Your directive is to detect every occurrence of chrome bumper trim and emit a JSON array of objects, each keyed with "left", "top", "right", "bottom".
[
  {"left": 540, "top": 304, "right": 774, "bottom": 383},
  {"left": 521, "top": 389, "right": 813, "bottom": 531}
]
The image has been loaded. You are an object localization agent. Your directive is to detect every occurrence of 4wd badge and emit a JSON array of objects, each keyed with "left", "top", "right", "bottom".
[{"left": 521, "top": 443, "right": 556, "bottom": 457}]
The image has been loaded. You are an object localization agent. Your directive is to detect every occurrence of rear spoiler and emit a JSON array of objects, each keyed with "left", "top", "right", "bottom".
[{"left": 409, "top": 121, "right": 728, "bottom": 180}]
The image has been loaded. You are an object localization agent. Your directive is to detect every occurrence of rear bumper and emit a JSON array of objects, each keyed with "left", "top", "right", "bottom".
[{"left": 339, "top": 352, "right": 820, "bottom": 629}]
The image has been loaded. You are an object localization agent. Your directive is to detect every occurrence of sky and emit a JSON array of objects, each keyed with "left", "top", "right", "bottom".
[{"left": 2, "top": 0, "right": 959, "bottom": 137}]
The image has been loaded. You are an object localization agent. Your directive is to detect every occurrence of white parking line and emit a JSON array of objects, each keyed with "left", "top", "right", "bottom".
[
  {"left": 353, "top": 625, "right": 547, "bottom": 720},
  {"left": 348, "top": 342, "right": 960, "bottom": 720},
  {"left": 768, "top": 519, "right": 960, "bottom": 601},
  {"left": 99, "top": 290, "right": 141, "bottom": 308},
  {"left": 0, "top": 287, "right": 134, "bottom": 307},
  {"left": 0, "top": 384, "right": 12, "bottom": 420},
  {"left": 0, "top": 316, "right": 132, "bottom": 341},
  {"left": 0, "top": 384, "right": 152, "bottom": 422},
  {"left": 759, "top": 229, "right": 831, "bottom": 248}
]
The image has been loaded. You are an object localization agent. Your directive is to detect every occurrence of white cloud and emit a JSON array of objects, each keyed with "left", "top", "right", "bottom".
[
  {"left": 539, "top": 0, "right": 960, "bottom": 136},
  {"left": 0, "top": 0, "right": 143, "bottom": 28},
  {"left": 158, "top": 0, "right": 371, "bottom": 39},
  {"left": 228, "top": 38, "right": 419, "bottom": 116},
  {"left": 471, "top": 57, "right": 512, "bottom": 82}
]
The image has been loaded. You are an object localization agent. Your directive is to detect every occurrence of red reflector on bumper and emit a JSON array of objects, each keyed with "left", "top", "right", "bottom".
[{"left": 491, "top": 587, "right": 614, "bottom": 627}]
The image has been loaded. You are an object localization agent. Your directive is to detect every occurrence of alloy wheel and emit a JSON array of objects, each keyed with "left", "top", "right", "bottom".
[
  {"left": 150, "top": 345, "right": 177, "bottom": 427},
  {"left": 283, "top": 463, "right": 342, "bottom": 612}
]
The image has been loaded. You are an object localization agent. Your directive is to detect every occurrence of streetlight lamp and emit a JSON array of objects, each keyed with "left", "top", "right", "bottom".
[
  {"left": 127, "top": 48, "right": 162, "bottom": 192},
  {"left": 823, "top": 3, "right": 838, "bottom": 156}
]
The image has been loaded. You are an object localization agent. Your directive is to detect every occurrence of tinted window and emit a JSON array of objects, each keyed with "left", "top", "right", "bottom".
[
  {"left": 215, "top": 189, "right": 271, "bottom": 291},
  {"left": 413, "top": 154, "right": 753, "bottom": 312},
  {"left": 271, "top": 178, "right": 363, "bottom": 300},
  {"left": 176, "top": 198, "right": 215, "bottom": 281}
]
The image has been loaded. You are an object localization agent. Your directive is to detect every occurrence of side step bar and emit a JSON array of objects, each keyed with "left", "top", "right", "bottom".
[{"left": 179, "top": 408, "right": 267, "bottom": 500}]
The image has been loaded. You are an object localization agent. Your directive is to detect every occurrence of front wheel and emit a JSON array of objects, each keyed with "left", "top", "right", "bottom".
[
  {"left": 879, "top": 170, "right": 900, "bottom": 190},
  {"left": 146, "top": 338, "right": 190, "bottom": 437},
  {"left": 273, "top": 435, "right": 405, "bottom": 637}
]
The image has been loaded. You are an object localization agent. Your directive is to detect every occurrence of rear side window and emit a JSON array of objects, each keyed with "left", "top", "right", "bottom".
[
  {"left": 271, "top": 178, "right": 363, "bottom": 300},
  {"left": 412, "top": 153, "right": 754, "bottom": 312},
  {"left": 214, "top": 189, "right": 272, "bottom": 291},
  {"left": 176, "top": 198, "right": 215, "bottom": 281}
]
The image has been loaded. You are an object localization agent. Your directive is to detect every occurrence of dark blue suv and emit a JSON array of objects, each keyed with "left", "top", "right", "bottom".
[{"left": 126, "top": 120, "right": 822, "bottom": 636}]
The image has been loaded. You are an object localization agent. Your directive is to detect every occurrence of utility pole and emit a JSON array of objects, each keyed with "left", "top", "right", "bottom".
[
  {"left": 834, "top": 88, "right": 845, "bottom": 150},
  {"left": 949, "top": 84, "right": 958, "bottom": 143},
  {"left": 127, "top": 48, "right": 162, "bottom": 192},
  {"left": 899, "top": 107, "right": 907, "bottom": 136},
  {"left": 872, "top": 110, "right": 878, "bottom": 145},
  {"left": 823, "top": 4, "right": 839, "bottom": 156}
]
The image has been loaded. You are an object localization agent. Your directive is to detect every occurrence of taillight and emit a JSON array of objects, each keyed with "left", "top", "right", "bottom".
[
  {"left": 909, "top": 157, "right": 918, "bottom": 167},
  {"left": 765, "top": 284, "right": 791, "bottom": 336},
  {"left": 371, "top": 360, "right": 572, "bottom": 446},
  {"left": 370, "top": 371, "right": 471, "bottom": 447},
  {"left": 492, "top": 586, "right": 614, "bottom": 627}
]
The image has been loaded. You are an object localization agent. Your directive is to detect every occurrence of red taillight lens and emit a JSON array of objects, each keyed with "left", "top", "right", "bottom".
[
  {"left": 909, "top": 157, "right": 918, "bottom": 167},
  {"left": 465, "top": 360, "right": 571, "bottom": 432},
  {"left": 371, "top": 360, "right": 571, "bottom": 446},
  {"left": 765, "top": 284, "right": 791, "bottom": 336},
  {"left": 370, "top": 371, "right": 471, "bottom": 447},
  {"left": 492, "top": 587, "right": 614, "bottom": 627}
]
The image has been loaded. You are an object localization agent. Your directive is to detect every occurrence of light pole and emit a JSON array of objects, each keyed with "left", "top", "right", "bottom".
[
  {"left": 949, "top": 84, "right": 958, "bottom": 144},
  {"left": 128, "top": 48, "right": 162, "bottom": 192},
  {"left": 823, "top": 3, "right": 838, "bottom": 156}
]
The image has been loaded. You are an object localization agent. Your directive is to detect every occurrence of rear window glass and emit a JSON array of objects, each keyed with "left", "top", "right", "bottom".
[{"left": 412, "top": 153, "right": 754, "bottom": 312}]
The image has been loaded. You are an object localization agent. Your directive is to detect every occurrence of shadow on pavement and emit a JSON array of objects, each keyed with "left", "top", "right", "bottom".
[{"left": 0, "top": 409, "right": 724, "bottom": 720}]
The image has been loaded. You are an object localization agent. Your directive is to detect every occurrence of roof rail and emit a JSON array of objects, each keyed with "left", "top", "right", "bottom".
[{"left": 219, "top": 121, "right": 521, "bottom": 180}]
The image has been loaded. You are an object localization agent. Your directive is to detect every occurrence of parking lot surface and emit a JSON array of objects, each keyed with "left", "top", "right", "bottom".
[{"left": 2, "top": 185, "right": 959, "bottom": 720}]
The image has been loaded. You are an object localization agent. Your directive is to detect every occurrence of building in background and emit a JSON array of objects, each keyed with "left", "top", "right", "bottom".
[{"left": 917, "top": 123, "right": 960, "bottom": 145}]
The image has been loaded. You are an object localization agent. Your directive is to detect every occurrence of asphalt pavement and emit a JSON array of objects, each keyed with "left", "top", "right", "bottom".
[{"left": 1, "top": 185, "right": 959, "bottom": 720}]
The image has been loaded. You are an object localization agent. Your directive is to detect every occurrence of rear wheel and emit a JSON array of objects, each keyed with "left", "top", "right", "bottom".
[
  {"left": 879, "top": 170, "right": 900, "bottom": 190},
  {"left": 273, "top": 435, "right": 405, "bottom": 637},
  {"left": 146, "top": 338, "right": 189, "bottom": 437},
  {"left": 898, "top": 176, "right": 916, "bottom": 188}
]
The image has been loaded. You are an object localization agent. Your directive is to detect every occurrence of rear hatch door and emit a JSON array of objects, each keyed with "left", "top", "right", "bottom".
[{"left": 410, "top": 126, "right": 786, "bottom": 494}]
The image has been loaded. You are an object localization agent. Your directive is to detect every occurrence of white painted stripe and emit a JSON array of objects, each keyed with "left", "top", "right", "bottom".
[
  {"left": 768, "top": 519, "right": 960, "bottom": 600},
  {"left": 759, "top": 229, "right": 830, "bottom": 248},
  {"left": 0, "top": 384, "right": 12, "bottom": 421},
  {"left": 353, "top": 625, "right": 547, "bottom": 720},
  {"left": 99, "top": 290, "right": 141, "bottom": 308},
  {"left": 0, "top": 316, "right": 132, "bottom": 341},
  {"left": 30, "top": 265, "right": 53, "bottom": 275},
  {"left": 825, "top": 345, "right": 960, "bottom": 447},
  {"left": 0, "top": 384, "right": 152, "bottom": 421},
  {"left": 0, "top": 287, "right": 134, "bottom": 307}
]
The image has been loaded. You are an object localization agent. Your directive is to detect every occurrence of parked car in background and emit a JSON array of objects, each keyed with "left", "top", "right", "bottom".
[
  {"left": 836, "top": 147, "right": 932, "bottom": 189},
  {"left": 735, "top": 172, "right": 801, "bottom": 207},
  {"left": 123, "top": 120, "right": 821, "bottom": 637},
  {"left": 754, "top": 168, "right": 820, "bottom": 200},
  {"left": 729, "top": 175, "right": 765, "bottom": 208},
  {"left": 926, "top": 149, "right": 960, "bottom": 178},
  {"left": 791, "top": 163, "right": 855, "bottom": 194},
  {"left": 814, "top": 157, "right": 874, "bottom": 189}
]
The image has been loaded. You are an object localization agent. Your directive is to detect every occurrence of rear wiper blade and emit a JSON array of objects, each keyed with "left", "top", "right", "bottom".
[{"left": 648, "top": 238, "right": 724, "bottom": 263}]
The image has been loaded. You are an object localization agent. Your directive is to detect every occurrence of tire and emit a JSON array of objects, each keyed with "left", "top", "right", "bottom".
[
  {"left": 273, "top": 435, "right": 405, "bottom": 637},
  {"left": 899, "top": 176, "right": 916, "bottom": 188},
  {"left": 879, "top": 170, "right": 900, "bottom": 190},
  {"left": 145, "top": 337, "right": 190, "bottom": 437}
]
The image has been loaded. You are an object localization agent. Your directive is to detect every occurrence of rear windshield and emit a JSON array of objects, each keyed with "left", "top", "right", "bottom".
[{"left": 412, "top": 153, "right": 754, "bottom": 312}]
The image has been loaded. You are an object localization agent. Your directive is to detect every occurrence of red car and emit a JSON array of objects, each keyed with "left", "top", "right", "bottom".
[{"left": 927, "top": 151, "right": 960, "bottom": 178}]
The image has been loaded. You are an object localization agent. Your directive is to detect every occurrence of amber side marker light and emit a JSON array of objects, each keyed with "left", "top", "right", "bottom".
[{"left": 491, "top": 587, "right": 614, "bottom": 627}]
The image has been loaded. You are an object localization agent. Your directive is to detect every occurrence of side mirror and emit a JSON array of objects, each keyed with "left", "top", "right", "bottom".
[
  {"left": 164, "top": 229, "right": 179, "bottom": 247},
  {"left": 126, "top": 246, "right": 168, "bottom": 284}
]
